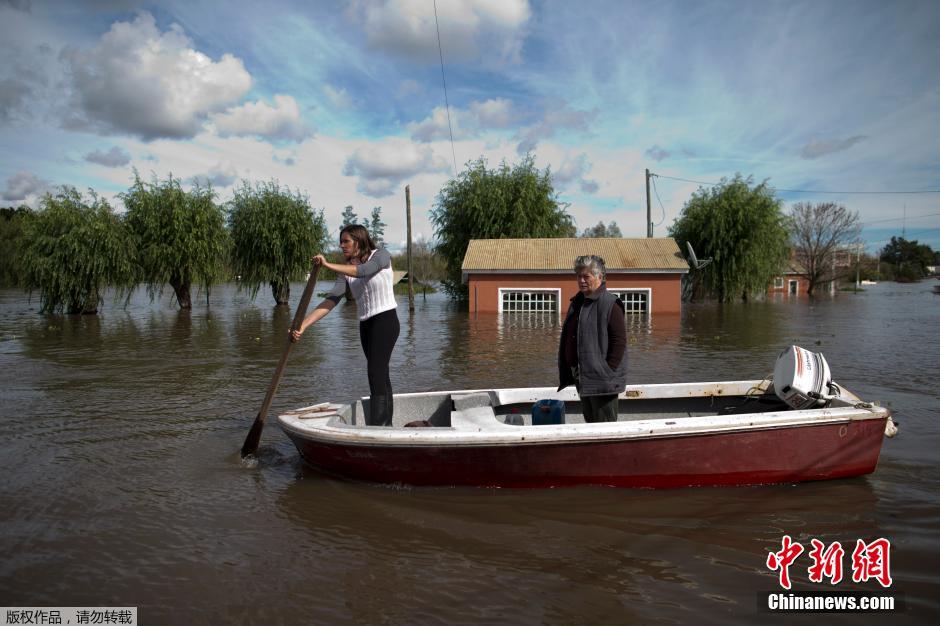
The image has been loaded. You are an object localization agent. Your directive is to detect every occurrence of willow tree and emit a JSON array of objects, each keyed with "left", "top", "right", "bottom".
[
  {"left": 22, "top": 187, "right": 136, "bottom": 314},
  {"left": 669, "top": 174, "right": 790, "bottom": 302},
  {"left": 431, "top": 155, "right": 575, "bottom": 298},
  {"left": 227, "top": 180, "right": 329, "bottom": 305},
  {"left": 122, "top": 172, "right": 228, "bottom": 309},
  {"left": 1, "top": 206, "right": 32, "bottom": 287}
]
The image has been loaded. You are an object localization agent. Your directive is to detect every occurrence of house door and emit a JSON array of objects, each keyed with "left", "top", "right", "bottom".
[{"left": 788, "top": 280, "right": 798, "bottom": 295}]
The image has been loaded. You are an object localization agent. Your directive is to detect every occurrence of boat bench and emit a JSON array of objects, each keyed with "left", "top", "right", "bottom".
[{"left": 450, "top": 392, "right": 501, "bottom": 430}]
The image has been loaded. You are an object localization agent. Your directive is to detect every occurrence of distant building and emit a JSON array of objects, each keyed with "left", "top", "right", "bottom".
[
  {"left": 461, "top": 238, "right": 688, "bottom": 315},
  {"left": 768, "top": 261, "right": 810, "bottom": 296}
]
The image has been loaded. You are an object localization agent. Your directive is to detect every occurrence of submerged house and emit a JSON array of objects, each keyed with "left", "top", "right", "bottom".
[{"left": 461, "top": 238, "right": 689, "bottom": 315}]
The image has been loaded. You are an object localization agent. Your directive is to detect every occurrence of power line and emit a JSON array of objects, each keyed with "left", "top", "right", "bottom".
[
  {"left": 650, "top": 175, "right": 667, "bottom": 227},
  {"left": 863, "top": 212, "right": 940, "bottom": 226},
  {"left": 652, "top": 173, "right": 940, "bottom": 195},
  {"left": 433, "top": 0, "right": 458, "bottom": 174}
]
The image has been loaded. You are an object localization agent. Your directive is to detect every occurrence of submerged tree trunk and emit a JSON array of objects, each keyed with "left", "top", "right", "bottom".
[
  {"left": 271, "top": 280, "right": 290, "bottom": 306},
  {"left": 68, "top": 286, "right": 100, "bottom": 314},
  {"left": 170, "top": 275, "right": 192, "bottom": 309}
]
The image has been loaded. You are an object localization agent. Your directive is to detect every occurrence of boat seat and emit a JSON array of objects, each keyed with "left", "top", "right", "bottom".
[
  {"left": 452, "top": 392, "right": 494, "bottom": 411},
  {"left": 450, "top": 405, "right": 500, "bottom": 430}
]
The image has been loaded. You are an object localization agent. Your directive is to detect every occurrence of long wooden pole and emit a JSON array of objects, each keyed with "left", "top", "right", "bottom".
[
  {"left": 240, "top": 264, "right": 320, "bottom": 458},
  {"left": 406, "top": 185, "right": 414, "bottom": 312}
]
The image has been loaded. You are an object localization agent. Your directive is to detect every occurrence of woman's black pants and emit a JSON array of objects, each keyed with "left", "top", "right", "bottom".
[{"left": 359, "top": 308, "right": 400, "bottom": 426}]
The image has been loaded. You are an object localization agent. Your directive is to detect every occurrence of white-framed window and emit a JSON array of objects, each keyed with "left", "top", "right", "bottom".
[
  {"left": 608, "top": 288, "right": 652, "bottom": 314},
  {"left": 498, "top": 288, "right": 562, "bottom": 313},
  {"left": 774, "top": 276, "right": 784, "bottom": 289}
]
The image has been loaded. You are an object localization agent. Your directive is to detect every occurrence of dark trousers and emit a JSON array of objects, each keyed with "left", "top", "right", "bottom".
[
  {"left": 359, "top": 308, "right": 400, "bottom": 426},
  {"left": 581, "top": 394, "right": 619, "bottom": 423}
]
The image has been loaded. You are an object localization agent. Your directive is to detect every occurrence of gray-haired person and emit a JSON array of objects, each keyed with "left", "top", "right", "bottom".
[{"left": 557, "top": 255, "right": 627, "bottom": 422}]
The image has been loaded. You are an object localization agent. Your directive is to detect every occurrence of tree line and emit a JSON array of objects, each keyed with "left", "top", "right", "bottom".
[{"left": 3, "top": 157, "right": 936, "bottom": 312}]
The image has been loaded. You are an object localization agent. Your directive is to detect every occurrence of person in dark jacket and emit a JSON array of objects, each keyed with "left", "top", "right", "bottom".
[{"left": 557, "top": 255, "right": 627, "bottom": 422}]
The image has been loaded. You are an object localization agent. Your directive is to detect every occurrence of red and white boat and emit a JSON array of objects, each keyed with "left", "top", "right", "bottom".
[{"left": 277, "top": 347, "right": 896, "bottom": 488}]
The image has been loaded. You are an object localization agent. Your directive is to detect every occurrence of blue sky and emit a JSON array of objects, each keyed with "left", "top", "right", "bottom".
[{"left": 1, "top": 0, "right": 938, "bottom": 253}]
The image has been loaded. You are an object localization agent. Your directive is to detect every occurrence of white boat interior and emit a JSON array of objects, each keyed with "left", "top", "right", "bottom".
[{"left": 279, "top": 380, "right": 893, "bottom": 443}]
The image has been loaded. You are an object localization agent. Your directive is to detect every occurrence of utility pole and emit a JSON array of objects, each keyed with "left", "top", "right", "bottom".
[
  {"left": 405, "top": 185, "right": 414, "bottom": 313},
  {"left": 855, "top": 241, "right": 862, "bottom": 292},
  {"left": 645, "top": 168, "right": 652, "bottom": 238}
]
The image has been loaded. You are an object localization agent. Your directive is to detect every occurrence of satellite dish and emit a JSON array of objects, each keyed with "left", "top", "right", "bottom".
[{"left": 686, "top": 242, "right": 712, "bottom": 270}]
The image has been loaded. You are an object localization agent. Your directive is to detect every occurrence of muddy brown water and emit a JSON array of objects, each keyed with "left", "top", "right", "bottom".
[{"left": 1, "top": 282, "right": 937, "bottom": 623}]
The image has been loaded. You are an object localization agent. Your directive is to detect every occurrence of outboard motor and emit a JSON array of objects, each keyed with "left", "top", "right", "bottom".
[{"left": 773, "top": 345, "right": 839, "bottom": 409}]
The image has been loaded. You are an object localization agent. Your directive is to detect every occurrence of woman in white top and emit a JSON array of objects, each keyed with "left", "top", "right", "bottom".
[{"left": 290, "top": 224, "right": 400, "bottom": 426}]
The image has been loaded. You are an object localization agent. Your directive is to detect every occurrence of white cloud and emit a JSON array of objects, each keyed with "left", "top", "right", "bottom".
[
  {"left": 192, "top": 162, "right": 239, "bottom": 189},
  {"left": 349, "top": 0, "right": 531, "bottom": 64},
  {"left": 2, "top": 170, "right": 53, "bottom": 204},
  {"left": 552, "top": 153, "right": 598, "bottom": 195},
  {"left": 211, "top": 95, "right": 311, "bottom": 142},
  {"left": 515, "top": 105, "right": 596, "bottom": 154},
  {"left": 469, "top": 98, "right": 515, "bottom": 128},
  {"left": 83, "top": 146, "right": 131, "bottom": 167},
  {"left": 343, "top": 138, "right": 450, "bottom": 197},
  {"left": 408, "top": 106, "right": 465, "bottom": 142},
  {"left": 61, "top": 12, "right": 252, "bottom": 140}
]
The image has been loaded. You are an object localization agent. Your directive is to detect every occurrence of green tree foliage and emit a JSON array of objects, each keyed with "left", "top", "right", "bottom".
[
  {"left": 580, "top": 220, "right": 623, "bottom": 237},
  {"left": 368, "top": 206, "right": 386, "bottom": 245},
  {"left": 431, "top": 155, "right": 575, "bottom": 298},
  {"left": 0, "top": 206, "right": 32, "bottom": 287},
  {"left": 22, "top": 187, "right": 136, "bottom": 314},
  {"left": 122, "top": 172, "right": 228, "bottom": 309},
  {"left": 879, "top": 236, "right": 934, "bottom": 281},
  {"left": 669, "top": 174, "right": 790, "bottom": 302},
  {"left": 228, "top": 180, "right": 329, "bottom": 305},
  {"left": 789, "top": 202, "right": 861, "bottom": 295},
  {"left": 340, "top": 205, "right": 358, "bottom": 228}
]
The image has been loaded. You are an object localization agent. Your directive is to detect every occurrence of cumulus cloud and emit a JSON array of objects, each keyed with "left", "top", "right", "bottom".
[
  {"left": 211, "top": 95, "right": 311, "bottom": 141},
  {"left": 2, "top": 170, "right": 53, "bottom": 203},
  {"left": 645, "top": 145, "right": 670, "bottom": 162},
  {"left": 193, "top": 162, "right": 238, "bottom": 188},
  {"left": 552, "top": 153, "right": 598, "bottom": 194},
  {"left": 515, "top": 105, "right": 596, "bottom": 154},
  {"left": 61, "top": 12, "right": 252, "bottom": 140},
  {"left": 0, "top": 38, "right": 56, "bottom": 125},
  {"left": 83, "top": 145, "right": 131, "bottom": 167},
  {"left": 408, "top": 106, "right": 465, "bottom": 142},
  {"left": 409, "top": 98, "right": 518, "bottom": 143},
  {"left": 349, "top": 0, "right": 531, "bottom": 65},
  {"left": 801, "top": 135, "right": 867, "bottom": 159},
  {"left": 469, "top": 98, "right": 515, "bottom": 128},
  {"left": 343, "top": 139, "right": 450, "bottom": 197}
]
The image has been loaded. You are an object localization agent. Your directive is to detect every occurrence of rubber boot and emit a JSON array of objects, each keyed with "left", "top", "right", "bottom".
[{"left": 368, "top": 394, "right": 394, "bottom": 427}]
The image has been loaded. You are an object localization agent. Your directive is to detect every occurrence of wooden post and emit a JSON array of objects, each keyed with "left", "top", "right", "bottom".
[
  {"left": 406, "top": 185, "right": 415, "bottom": 312},
  {"left": 645, "top": 168, "right": 653, "bottom": 238}
]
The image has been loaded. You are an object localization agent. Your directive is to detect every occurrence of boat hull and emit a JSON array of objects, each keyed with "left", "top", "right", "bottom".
[{"left": 282, "top": 417, "right": 887, "bottom": 488}]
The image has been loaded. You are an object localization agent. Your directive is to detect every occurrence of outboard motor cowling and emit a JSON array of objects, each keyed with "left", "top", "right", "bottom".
[{"left": 773, "top": 345, "right": 837, "bottom": 409}]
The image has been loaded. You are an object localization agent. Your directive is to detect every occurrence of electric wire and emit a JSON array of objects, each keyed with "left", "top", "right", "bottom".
[
  {"left": 652, "top": 173, "right": 940, "bottom": 195},
  {"left": 650, "top": 174, "right": 667, "bottom": 227},
  {"left": 433, "top": 0, "right": 459, "bottom": 174}
]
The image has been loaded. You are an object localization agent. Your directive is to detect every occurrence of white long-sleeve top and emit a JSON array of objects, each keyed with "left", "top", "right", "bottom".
[{"left": 326, "top": 248, "right": 397, "bottom": 320}]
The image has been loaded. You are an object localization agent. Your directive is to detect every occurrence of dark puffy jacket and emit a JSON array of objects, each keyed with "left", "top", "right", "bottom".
[{"left": 557, "top": 286, "right": 628, "bottom": 396}]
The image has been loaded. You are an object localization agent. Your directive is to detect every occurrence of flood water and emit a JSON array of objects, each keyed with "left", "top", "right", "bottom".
[{"left": 1, "top": 281, "right": 938, "bottom": 623}]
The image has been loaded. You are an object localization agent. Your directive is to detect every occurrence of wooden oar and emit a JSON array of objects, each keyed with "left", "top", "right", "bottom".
[{"left": 241, "top": 264, "right": 320, "bottom": 458}]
